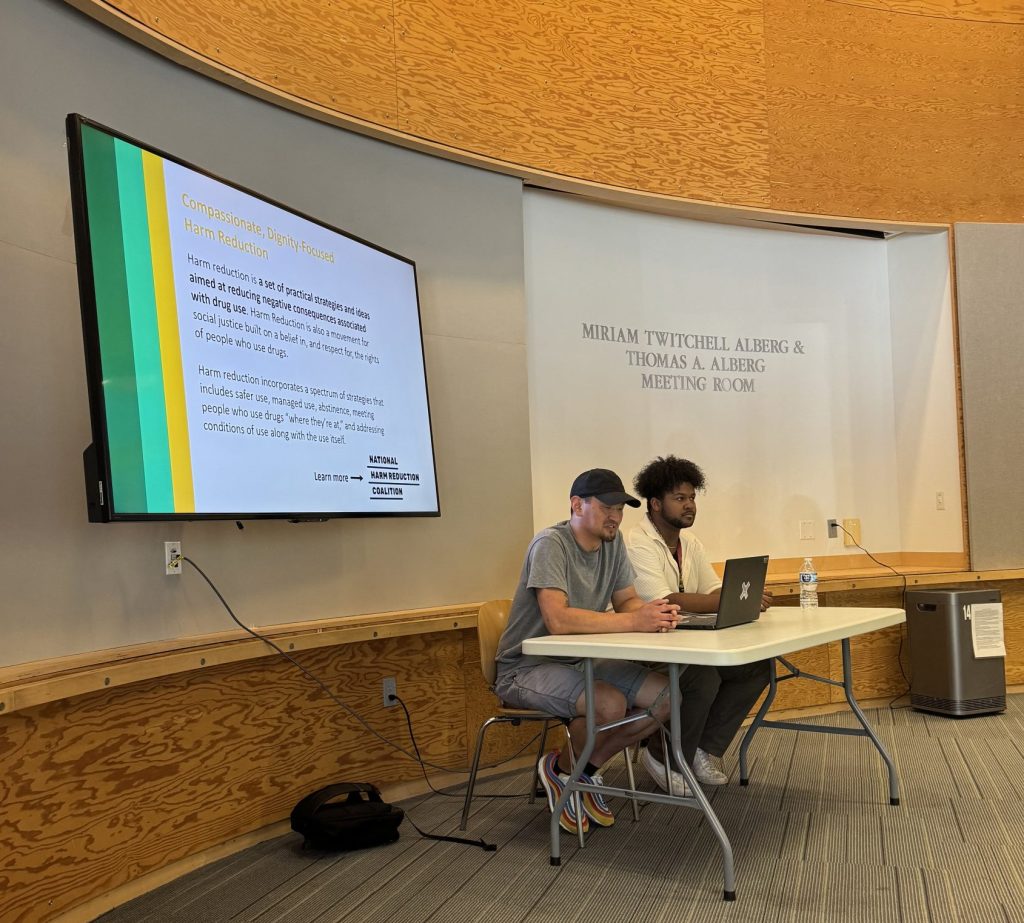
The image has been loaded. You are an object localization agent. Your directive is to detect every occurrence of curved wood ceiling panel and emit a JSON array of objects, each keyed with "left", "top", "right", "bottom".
[
  {"left": 76, "top": 0, "right": 1024, "bottom": 221},
  {"left": 113, "top": 0, "right": 400, "bottom": 126},
  {"left": 766, "top": 0, "right": 1024, "bottom": 222},
  {"left": 829, "top": 0, "right": 1024, "bottom": 25},
  {"left": 392, "top": 0, "right": 770, "bottom": 206}
]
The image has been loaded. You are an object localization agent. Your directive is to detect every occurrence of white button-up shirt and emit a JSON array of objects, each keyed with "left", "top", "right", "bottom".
[{"left": 626, "top": 513, "right": 722, "bottom": 603}]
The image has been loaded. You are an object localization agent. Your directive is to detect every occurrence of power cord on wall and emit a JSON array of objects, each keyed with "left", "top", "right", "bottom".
[
  {"left": 831, "top": 523, "right": 912, "bottom": 708},
  {"left": 182, "top": 556, "right": 537, "bottom": 848}
]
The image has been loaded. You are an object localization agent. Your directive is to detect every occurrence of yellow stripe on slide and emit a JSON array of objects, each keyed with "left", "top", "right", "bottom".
[{"left": 142, "top": 151, "right": 195, "bottom": 512}]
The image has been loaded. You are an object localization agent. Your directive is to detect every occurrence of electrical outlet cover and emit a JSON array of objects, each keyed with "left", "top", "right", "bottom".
[
  {"left": 164, "top": 541, "right": 182, "bottom": 575},
  {"left": 382, "top": 677, "right": 397, "bottom": 707}
]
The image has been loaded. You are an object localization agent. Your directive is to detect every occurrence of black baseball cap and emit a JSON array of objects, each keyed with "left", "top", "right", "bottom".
[{"left": 570, "top": 468, "right": 641, "bottom": 508}]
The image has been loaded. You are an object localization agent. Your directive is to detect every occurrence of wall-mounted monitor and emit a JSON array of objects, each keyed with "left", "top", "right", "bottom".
[{"left": 66, "top": 115, "right": 439, "bottom": 521}]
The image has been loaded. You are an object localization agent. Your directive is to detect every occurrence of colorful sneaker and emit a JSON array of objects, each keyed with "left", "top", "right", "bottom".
[
  {"left": 579, "top": 770, "right": 615, "bottom": 827},
  {"left": 538, "top": 751, "right": 589, "bottom": 835},
  {"left": 641, "top": 745, "right": 692, "bottom": 796},
  {"left": 693, "top": 747, "right": 728, "bottom": 785}
]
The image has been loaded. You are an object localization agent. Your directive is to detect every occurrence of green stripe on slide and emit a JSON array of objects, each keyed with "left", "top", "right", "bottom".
[
  {"left": 114, "top": 138, "right": 174, "bottom": 512},
  {"left": 81, "top": 125, "right": 148, "bottom": 513}
]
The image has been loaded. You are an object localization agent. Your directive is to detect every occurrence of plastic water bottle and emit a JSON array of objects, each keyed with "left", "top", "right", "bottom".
[{"left": 799, "top": 557, "right": 818, "bottom": 610}]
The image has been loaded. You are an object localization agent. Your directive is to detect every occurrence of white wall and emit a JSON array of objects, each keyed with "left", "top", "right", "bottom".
[{"left": 524, "top": 190, "right": 962, "bottom": 561}]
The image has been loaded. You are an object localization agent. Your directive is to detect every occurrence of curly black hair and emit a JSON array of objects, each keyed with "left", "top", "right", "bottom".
[{"left": 633, "top": 455, "right": 706, "bottom": 507}]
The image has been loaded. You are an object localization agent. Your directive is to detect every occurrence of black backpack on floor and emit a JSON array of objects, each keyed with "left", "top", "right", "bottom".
[{"left": 290, "top": 782, "right": 404, "bottom": 852}]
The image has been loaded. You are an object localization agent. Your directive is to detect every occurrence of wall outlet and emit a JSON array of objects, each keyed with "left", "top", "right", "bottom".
[
  {"left": 842, "top": 518, "right": 861, "bottom": 547},
  {"left": 382, "top": 676, "right": 397, "bottom": 707},
  {"left": 827, "top": 519, "right": 838, "bottom": 539},
  {"left": 936, "top": 491, "right": 945, "bottom": 511},
  {"left": 164, "top": 541, "right": 182, "bottom": 576},
  {"left": 799, "top": 519, "right": 814, "bottom": 540}
]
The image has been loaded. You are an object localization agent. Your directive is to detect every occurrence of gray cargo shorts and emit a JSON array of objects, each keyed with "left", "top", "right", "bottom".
[{"left": 493, "top": 659, "right": 653, "bottom": 719}]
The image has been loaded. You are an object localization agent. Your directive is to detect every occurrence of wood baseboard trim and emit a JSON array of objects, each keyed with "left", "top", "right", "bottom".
[{"left": 0, "top": 603, "right": 481, "bottom": 715}]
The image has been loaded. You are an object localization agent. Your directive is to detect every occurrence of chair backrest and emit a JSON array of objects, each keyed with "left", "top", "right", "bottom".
[{"left": 477, "top": 599, "right": 512, "bottom": 686}]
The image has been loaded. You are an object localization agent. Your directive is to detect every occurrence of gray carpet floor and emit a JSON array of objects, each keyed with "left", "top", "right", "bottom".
[{"left": 101, "top": 697, "right": 1024, "bottom": 922}]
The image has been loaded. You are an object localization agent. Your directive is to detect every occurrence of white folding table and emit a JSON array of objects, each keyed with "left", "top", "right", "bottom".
[{"left": 522, "top": 605, "right": 905, "bottom": 900}]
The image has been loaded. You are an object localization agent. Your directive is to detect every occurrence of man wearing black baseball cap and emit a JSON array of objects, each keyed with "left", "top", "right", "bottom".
[
  {"left": 493, "top": 468, "right": 680, "bottom": 835},
  {"left": 570, "top": 468, "right": 642, "bottom": 508}
]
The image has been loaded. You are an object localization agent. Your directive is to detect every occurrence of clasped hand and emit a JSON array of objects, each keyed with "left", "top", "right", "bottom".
[{"left": 634, "top": 598, "right": 680, "bottom": 633}]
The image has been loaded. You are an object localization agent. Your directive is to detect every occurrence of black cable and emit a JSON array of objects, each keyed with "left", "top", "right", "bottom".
[
  {"left": 831, "top": 525, "right": 912, "bottom": 707},
  {"left": 887, "top": 606, "right": 913, "bottom": 710},
  {"left": 182, "top": 556, "right": 537, "bottom": 777},
  {"left": 392, "top": 694, "right": 542, "bottom": 799},
  {"left": 887, "top": 638, "right": 913, "bottom": 710},
  {"left": 182, "top": 556, "right": 519, "bottom": 851}
]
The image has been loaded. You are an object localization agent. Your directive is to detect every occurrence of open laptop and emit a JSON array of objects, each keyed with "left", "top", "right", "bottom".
[{"left": 675, "top": 555, "right": 770, "bottom": 630}]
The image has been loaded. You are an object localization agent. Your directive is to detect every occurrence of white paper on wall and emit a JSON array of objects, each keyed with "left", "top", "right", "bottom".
[{"left": 967, "top": 602, "right": 1006, "bottom": 658}]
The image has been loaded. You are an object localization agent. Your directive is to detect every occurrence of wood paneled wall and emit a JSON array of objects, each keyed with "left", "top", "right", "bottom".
[
  {"left": 72, "top": 0, "right": 1024, "bottom": 222},
  {"left": 2, "top": 629, "right": 487, "bottom": 922}
]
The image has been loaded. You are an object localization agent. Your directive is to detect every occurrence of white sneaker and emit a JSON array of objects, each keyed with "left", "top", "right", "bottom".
[
  {"left": 693, "top": 748, "right": 728, "bottom": 785},
  {"left": 641, "top": 746, "right": 692, "bottom": 796}
]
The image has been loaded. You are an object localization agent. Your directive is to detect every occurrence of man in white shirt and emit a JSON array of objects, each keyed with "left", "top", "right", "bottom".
[{"left": 627, "top": 455, "right": 772, "bottom": 792}]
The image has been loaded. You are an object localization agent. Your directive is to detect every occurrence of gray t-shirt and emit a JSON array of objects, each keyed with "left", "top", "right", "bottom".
[{"left": 495, "top": 521, "right": 636, "bottom": 673}]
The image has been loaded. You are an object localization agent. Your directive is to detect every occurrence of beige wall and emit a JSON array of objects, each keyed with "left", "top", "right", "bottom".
[{"left": 955, "top": 224, "right": 1024, "bottom": 571}]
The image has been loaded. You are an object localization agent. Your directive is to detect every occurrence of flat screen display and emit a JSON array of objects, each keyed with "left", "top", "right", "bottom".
[{"left": 66, "top": 115, "right": 439, "bottom": 521}]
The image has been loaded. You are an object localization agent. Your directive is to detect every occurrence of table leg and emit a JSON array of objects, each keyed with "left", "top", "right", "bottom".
[
  {"left": 738, "top": 658, "right": 779, "bottom": 785},
  {"left": 736, "top": 643, "right": 900, "bottom": 806},
  {"left": 841, "top": 638, "right": 900, "bottom": 806},
  {"left": 548, "top": 659, "right": 598, "bottom": 865},
  {"left": 668, "top": 663, "right": 737, "bottom": 901}
]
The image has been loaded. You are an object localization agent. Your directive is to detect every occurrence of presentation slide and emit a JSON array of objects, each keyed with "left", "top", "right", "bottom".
[{"left": 74, "top": 120, "right": 438, "bottom": 517}]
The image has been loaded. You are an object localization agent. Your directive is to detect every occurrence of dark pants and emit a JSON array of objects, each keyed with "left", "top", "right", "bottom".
[{"left": 649, "top": 660, "right": 771, "bottom": 768}]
